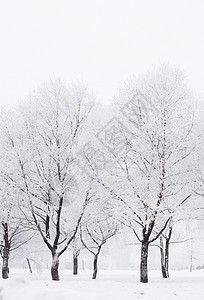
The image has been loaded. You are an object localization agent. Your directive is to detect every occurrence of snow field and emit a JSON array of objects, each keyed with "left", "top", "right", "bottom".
[{"left": 0, "top": 269, "right": 203, "bottom": 300}]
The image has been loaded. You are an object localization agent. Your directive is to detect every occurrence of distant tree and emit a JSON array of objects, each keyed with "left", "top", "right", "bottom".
[
  {"left": 0, "top": 184, "right": 33, "bottom": 279},
  {"left": 80, "top": 198, "right": 118, "bottom": 279},
  {"left": 69, "top": 233, "right": 84, "bottom": 275}
]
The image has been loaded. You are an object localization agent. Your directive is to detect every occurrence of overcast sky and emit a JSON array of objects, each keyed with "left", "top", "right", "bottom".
[{"left": 0, "top": 0, "right": 204, "bottom": 107}]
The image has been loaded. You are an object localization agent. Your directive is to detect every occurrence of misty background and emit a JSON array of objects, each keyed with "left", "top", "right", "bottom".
[{"left": 0, "top": 0, "right": 204, "bottom": 107}]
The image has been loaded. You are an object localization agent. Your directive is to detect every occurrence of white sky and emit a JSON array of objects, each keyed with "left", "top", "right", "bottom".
[{"left": 0, "top": 0, "right": 204, "bottom": 106}]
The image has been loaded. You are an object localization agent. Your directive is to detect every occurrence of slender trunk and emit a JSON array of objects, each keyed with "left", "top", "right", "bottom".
[
  {"left": 92, "top": 254, "right": 99, "bottom": 279},
  {"left": 190, "top": 253, "right": 193, "bottom": 272},
  {"left": 160, "top": 236, "right": 168, "bottom": 278},
  {"left": 164, "top": 239, "right": 170, "bottom": 277},
  {"left": 164, "top": 227, "right": 172, "bottom": 278},
  {"left": 2, "top": 222, "right": 10, "bottom": 279},
  {"left": 73, "top": 253, "right": 78, "bottom": 275},
  {"left": 140, "top": 240, "right": 149, "bottom": 283},
  {"left": 51, "top": 252, "right": 60, "bottom": 281},
  {"left": 26, "top": 258, "right": 32, "bottom": 273}
]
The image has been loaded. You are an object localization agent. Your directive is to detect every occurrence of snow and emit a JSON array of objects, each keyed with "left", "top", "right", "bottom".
[{"left": 0, "top": 269, "right": 203, "bottom": 300}]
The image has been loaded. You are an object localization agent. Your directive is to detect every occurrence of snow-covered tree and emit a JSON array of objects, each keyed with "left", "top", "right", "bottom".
[
  {"left": 94, "top": 66, "right": 197, "bottom": 283},
  {"left": 0, "top": 79, "right": 94, "bottom": 280}
]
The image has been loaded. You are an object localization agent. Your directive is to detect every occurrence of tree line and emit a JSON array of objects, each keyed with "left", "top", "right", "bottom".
[{"left": 0, "top": 66, "right": 203, "bottom": 282}]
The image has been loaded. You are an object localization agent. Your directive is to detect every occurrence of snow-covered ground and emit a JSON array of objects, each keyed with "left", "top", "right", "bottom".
[{"left": 0, "top": 269, "right": 203, "bottom": 300}]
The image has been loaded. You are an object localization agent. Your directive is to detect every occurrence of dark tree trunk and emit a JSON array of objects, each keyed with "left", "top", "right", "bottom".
[
  {"left": 2, "top": 222, "right": 10, "bottom": 279},
  {"left": 164, "top": 238, "right": 170, "bottom": 277},
  {"left": 140, "top": 240, "right": 149, "bottom": 283},
  {"left": 160, "top": 236, "right": 168, "bottom": 278},
  {"left": 2, "top": 256, "right": 9, "bottom": 279},
  {"left": 92, "top": 254, "right": 99, "bottom": 279},
  {"left": 51, "top": 253, "right": 60, "bottom": 281},
  {"left": 73, "top": 252, "right": 78, "bottom": 275}
]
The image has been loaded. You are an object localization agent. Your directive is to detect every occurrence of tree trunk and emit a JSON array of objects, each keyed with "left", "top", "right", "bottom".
[
  {"left": 2, "top": 222, "right": 10, "bottom": 279},
  {"left": 164, "top": 238, "right": 170, "bottom": 278},
  {"left": 164, "top": 227, "right": 172, "bottom": 278},
  {"left": 160, "top": 236, "right": 168, "bottom": 278},
  {"left": 140, "top": 240, "right": 149, "bottom": 283},
  {"left": 190, "top": 254, "right": 193, "bottom": 272},
  {"left": 26, "top": 258, "right": 32, "bottom": 273},
  {"left": 2, "top": 256, "right": 9, "bottom": 279},
  {"left": 73, "top": 252, "right": 78, "bottom": 275},
  {"left": 92, "top": 254, "right": 99, "bottom": 279},
  {"left": 51, "top": 253, "right": 60, "bottom": 281}
]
